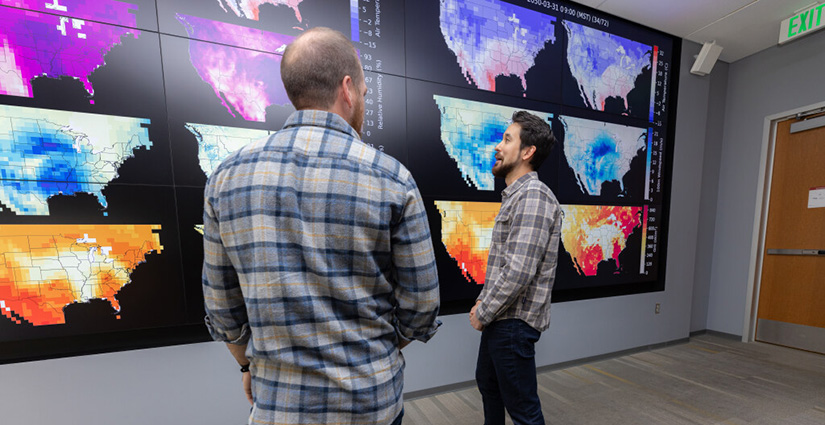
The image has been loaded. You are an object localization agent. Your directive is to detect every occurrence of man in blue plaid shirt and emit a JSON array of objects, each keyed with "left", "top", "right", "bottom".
[
  {"left": 202, "top": 27, "right": 440, "bottom": 425},
  {"left": 470, "top": 111, "right": 561, "bottom": 425}
]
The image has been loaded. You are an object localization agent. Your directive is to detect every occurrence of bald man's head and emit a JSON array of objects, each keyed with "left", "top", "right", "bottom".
[{"left": 281, "top": 27, "right": 364, "bottom": 110}]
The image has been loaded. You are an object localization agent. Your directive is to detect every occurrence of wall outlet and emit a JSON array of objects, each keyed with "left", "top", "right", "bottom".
[{"left": 655, "top": 303, "right": 661, "bottom": 314}]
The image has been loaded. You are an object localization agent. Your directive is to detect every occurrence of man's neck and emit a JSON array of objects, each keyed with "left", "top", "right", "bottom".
[{"left": 505, "top": 165, "right": 533, "bottom": 187}]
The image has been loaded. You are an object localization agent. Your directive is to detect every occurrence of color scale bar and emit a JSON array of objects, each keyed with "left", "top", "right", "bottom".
[
  {"left": 644, "top": 128, "right": 653, "bottom": 201},
  {"left": 350, "top": 0, "right": 360, "bottom": 42},
  {"left": 640, "top": 205, "right": 649, "bottom": 274},
  {"left": 649, "top": 46, "right": 658, "bottom": 122}
]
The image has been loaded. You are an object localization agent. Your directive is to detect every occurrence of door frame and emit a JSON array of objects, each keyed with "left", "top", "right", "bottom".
[{"left": 743, "top": 100, "right": 825, "bottom": 342}]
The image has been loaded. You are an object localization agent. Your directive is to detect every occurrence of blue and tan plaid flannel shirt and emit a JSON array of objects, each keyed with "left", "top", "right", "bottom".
[
  {"left": 476, "top": 172, "right": 561, "bottom": 332},
  {"left": 202, "top": 110, "right": 440, "bottom": 425}
]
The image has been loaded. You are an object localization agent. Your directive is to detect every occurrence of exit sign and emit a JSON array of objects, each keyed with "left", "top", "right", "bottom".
[{"left": 779, "top": 4, "right": 825, "bottom": 44}]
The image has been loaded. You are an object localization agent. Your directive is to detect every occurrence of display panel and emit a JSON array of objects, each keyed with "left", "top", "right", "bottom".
[
  {"left": 406, "top": 0, "right": 677, "bottom": 311},
  {"left": 406, "top": 78, "right": 560, "bottom": 200},
  {"left": 0, "top": 0, "right": 679, "bottom": 362},
  {"left": 0, "top": 0, "right": 158, "bottom": 30},
  {"left": 156, "top": 0, "right": 406, "bottom": 76},
  {"left": 0, "top": 185, "right": 195, "bottom": 362}
]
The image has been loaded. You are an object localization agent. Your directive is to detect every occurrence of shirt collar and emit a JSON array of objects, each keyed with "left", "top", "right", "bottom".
[
  {"left": 501, "top": 171, "right": 538, "bottom": 198},
  {"left": 282, "top": 110, "right": 361, "bottom": 140}
]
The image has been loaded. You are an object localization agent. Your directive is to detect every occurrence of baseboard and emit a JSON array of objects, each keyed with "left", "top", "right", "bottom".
[{"left": 690, "top": 329, "right": 742, "bottom": 340}]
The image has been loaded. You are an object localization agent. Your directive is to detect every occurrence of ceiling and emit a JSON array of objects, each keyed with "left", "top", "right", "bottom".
[{"left": 573, "top": 0, "right": 822, "bottom": 63}]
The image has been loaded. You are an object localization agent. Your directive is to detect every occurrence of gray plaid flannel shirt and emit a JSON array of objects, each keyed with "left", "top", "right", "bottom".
[
  {"left": 202, "top": 110, "right": 440, "bottom": 425},
  {"left": 476, "top": 172, "right": 561, "bottom": 332}
]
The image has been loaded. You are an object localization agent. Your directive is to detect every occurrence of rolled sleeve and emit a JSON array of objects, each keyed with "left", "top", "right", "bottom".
[
  {"left": 202, "top": 187, "right": 250, "bottom": 345},
  {"left": 391, "top": 180, "right": 441, "bottom": 342}
]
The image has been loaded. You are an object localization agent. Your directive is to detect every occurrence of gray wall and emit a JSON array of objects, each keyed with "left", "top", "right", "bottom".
[
  {"left": 704, "top": 29, "right": 825, "bottom": 336},
  {"left": 691, "top": 59, "right": 728, "bottom": 333},
  {"left": 0, "top": 43, "right": 714, "bottom": 424}
]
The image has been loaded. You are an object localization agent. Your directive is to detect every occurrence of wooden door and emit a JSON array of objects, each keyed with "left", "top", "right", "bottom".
[{"left": 756, "top": 115, "right": 825, "bottom": 354}]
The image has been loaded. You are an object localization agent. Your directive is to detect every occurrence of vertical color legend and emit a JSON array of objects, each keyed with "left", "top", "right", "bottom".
[
  {"left": 645, "top": 128, "right": 653, "bottom": 201},
  {"left": 649, "top": 46, "right": 659, "bottom": 122},
  {"left": 640, "top": 205, "right": 649, "bottom": 274},
  {"left": 350, "top": 0, "right": 360, "bottom": 42}
]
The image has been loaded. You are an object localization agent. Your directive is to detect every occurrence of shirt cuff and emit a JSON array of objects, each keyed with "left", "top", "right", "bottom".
[
  {"left": 475, "top": 302, "right": 494, "bottom": 327},
  {"left": 401, "top": 319, "right": 442, "bottom": 344},
  {"left": 204, "top": 315, "right": 251, "bottom": 345},
  {"left": 419, "top": 319, "right": 442, "bottom": 343}
]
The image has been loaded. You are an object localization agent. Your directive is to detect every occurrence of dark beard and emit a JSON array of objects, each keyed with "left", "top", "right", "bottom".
[{"left": 492, "top": 161, "right": 514, "bottom": 179}]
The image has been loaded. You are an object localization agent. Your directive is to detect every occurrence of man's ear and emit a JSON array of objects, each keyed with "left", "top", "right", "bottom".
[
  {"left": 521, "top": 145, "right": 537, "bottom": 161},
  {"left": 340, "top": 75, "right": 354, "bottom": 108}
]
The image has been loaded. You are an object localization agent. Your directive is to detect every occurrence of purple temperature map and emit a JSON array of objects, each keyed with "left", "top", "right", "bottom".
[
  {"left": 440, "top": 0, "right": 556, "bottom": 94},
  {"left": 0, "top": 0, "right": 140, "bottom": 27},
  {"left": 0, "top": 1, "right": 140, "bottom": 100},
  {"left": 176, "top": 14, "right": 294, "bottom": 122}
]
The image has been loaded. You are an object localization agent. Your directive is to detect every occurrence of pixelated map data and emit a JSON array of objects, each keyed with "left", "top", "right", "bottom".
[
  {"left": 564, "top": 21, "right": 651, "bottom": 112},
  {"left": 218, "top": 0, "right": 305, "bottom": 22},
  {"left": 0, "top": 2, "right": 139, "bottom": 99},
  {"left": 184, "top": 123, "right": 274, "bottom": 178},
  {"left": 434, "top": 200, "right": 499, "bottom": 285},
  {"left": 0, "top": 104, "right": 152, "bottom": 215},
  {"left": 433, "top": 95, "right": 552, "bottom": 191},
  {"left": 0, "top": 224, "right": 162, "bottom": 326},
  {"left": 435, "top": 201, "right": 644, "bottom": 280},
  {"left": 561, "top": 205, "right": 642, "bottom": 276},
  {"left": 559, "top": 116, "right": 646, "bottom": 196},
  {"left": 440, "top": 0, "right": 556, "bottom": 92},
  {"left": 0, "top": 0, "right": 139, "bottom": 26},
  {"left": 177, "top": 14, "right": 294, "bottom": 122}
]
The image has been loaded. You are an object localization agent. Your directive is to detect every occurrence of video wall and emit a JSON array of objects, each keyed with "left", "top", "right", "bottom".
[{"left": 0, "top": 0, "right": 680, "bottom": 362}]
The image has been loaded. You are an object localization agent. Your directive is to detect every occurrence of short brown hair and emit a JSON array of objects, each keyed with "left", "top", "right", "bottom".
[
  {"left": 281, "top": 27, "right": 363, "bottom": 110},
  {"left": 512, "top": 111, "right": 556, "bottom": 170}
]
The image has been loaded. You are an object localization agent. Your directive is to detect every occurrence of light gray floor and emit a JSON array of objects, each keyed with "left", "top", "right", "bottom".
[{"left": 403, "top": 334, "right": 825, "bottom": 424}]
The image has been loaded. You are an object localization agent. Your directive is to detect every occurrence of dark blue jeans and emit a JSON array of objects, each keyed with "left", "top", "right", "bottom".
[{"left": 476, "top": 319, "right": 543, "bottom": 425}]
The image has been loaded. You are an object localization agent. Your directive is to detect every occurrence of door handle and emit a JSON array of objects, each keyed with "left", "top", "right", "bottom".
[{"left": 767, "top": 249, "right": 825, "bottom": 256}]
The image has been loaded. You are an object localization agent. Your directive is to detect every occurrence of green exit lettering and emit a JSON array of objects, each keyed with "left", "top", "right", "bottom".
[{"left": 788, "top": 4, "right": 825, "bottom": 38}]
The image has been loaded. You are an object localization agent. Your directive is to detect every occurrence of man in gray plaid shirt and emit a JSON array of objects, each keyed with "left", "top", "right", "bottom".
[
  {"left": 203, "top": 28, "right": 440, "bottom": 425},
  {"left": 470, "top": 111, "right": 561, "bottom": 425}
]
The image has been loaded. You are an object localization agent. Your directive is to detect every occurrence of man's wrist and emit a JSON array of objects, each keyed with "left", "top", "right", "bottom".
[
  {"left": 474, "top": 304, "right": 487, "bottom": 325},
  {"left": 240, "top": 363, "right": 250, "bottom": 373}
]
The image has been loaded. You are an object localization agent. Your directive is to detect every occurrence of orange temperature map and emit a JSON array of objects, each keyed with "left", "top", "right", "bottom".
[
  {"left": 434, "top": 200, "right": 499, "bottom": 285},
  {"left": 434, "top": 201, "right": 644, "bottom": 284},
  {"left": 0, "top": 225, "right": 162, "bottom": 326},
  {"left": 561, "top": 205, "right": 642, "bottom": 276}
]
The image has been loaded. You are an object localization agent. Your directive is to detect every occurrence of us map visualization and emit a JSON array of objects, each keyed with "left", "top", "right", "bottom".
[
  {"left": 560, "top": 205, "right": 642, "bottom": 276},
  {"left": 0, "top": 0, "right": 677, "bottom": 359},
  {"left": 434, "top": 202, "right": 645, "bottom": 284},
  {"left": 0, "top": 2, "right": 139, "bottom": 100},
  {"left": 422, "top": 0, "right": 672, "bottom": 304},
  {"left": 434, "top": 201, "right": 499, "bottom": 286},
  {"left": 185, "top": 123, "right": 273, "bottom": 177},
  {"left": 0, "top": 225, "right": 162, "bottom": 326},
  {"left": 559, "top": 116, "right": 647, "bottom": 196},
  {"left": 440, "top": 0, "right": 556, "bottom": 94},
  {"left": 176, "top": 14, "right": 293, "bottom": 122},
  {"left": 0, "top": 105, "right": 152, "bottom": 215},
  {"left": 564, "top": 21, "right": 652, "bottom": 115},
  {"left": 219, "top": 0, "right": 305, "bottom": 22},
  {"left": 0, "top": 0, "right": 179, "bottom": 363},
  {"left": 434, "top": 95, "right": 552, "bottom": 191}
]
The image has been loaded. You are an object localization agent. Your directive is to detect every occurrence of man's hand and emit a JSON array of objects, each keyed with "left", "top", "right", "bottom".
[
  {"left": 224, "top": 343, "right": 253, "bottom": 405},
  {"left": 242, "top": 370, "right": 253, "bottom": 405},
  {"left": 469, "top": 300, "right": 484, "bottom": 331},
  {"left": 399, "top": 339, "right": 411, "bottom": 350}
]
